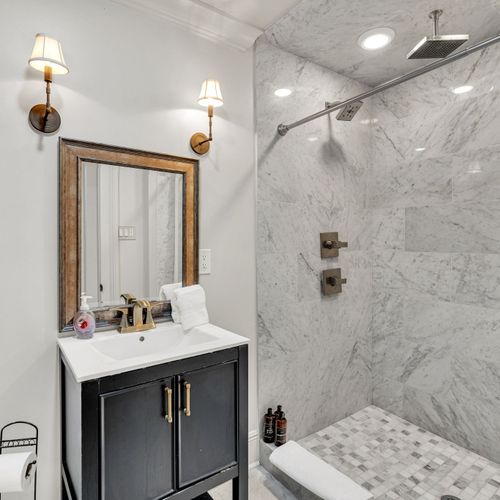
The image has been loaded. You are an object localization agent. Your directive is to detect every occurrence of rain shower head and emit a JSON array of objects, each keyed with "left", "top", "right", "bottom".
[
  {"left": 325, "top": 100, "right": 364, "bottom": 121},
  {"left": 407, "top": 10, "right": 469, "bottom": 59}
]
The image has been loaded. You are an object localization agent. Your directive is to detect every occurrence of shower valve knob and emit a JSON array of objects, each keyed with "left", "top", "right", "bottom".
[
  {"left": 326, "top": 276, "right": 347, "bottom": 286},
  {"left": 320, "top": 232, "right": 348, "bottom": 258},
  {"left": 323, "top": 240, "right": 348, "bottom": 250},
  {"left": 322, "top": 268, "right": 347, "bottom": 295}
]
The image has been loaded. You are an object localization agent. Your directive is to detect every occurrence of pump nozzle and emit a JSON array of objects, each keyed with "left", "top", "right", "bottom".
[{"left": 80, "top": 292, "right": 93, "bottom": 311}]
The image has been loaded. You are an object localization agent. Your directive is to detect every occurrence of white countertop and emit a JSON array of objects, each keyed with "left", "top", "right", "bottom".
[{"left": 58, "top": 321, "right": 249, "bottom": 383}]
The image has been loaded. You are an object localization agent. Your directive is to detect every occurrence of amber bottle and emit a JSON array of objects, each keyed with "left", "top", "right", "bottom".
[
  {"left": 263, "top": 408, "right": 276, "bottom": 443},
  {"left": 275, "top": 411, "right": 287, "bottom": 447}
]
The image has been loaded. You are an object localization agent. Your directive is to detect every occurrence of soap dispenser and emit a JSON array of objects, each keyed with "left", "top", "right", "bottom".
[{"left": 74, "top": 293, "right": 96, "bottom": 339}]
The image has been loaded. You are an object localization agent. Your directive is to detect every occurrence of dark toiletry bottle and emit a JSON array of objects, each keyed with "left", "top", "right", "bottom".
[
  {"left": 275, "top": 411, "right": 287, "bottom": 447},
  {"left": 274, "top": 405, "right": 282, "bottom": 436},
  {"left": 274, "top": 405, "right": 282, "bottom": 422},
  {"left": 263, "top": 408, "right": 276, "bottom": 443}
]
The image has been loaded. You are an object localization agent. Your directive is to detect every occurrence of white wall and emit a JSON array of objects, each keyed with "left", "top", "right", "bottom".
[{"left": 0, "top": 0, "right": 257, "bottom": 498}]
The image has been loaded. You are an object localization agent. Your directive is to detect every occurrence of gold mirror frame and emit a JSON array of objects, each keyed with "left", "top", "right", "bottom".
[{"left": 59, "top": 138, "right": 199, "bottom": 332}]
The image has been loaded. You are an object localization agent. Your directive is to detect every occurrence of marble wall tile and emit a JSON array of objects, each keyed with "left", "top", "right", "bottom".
[
  {"left": 451, "top": 253, "right": 500, "bottom": 309},
  {"left": 405, "top": 202, "right": 500, "bottom": 253},
  {"left": 402, "top": 355, "right": 500, "bottom": 464},
  {"left": 370, "top": 42, "right": 500, "bottom": 465},
  {"left": 450, "top": 303, "right": 500, "bottom": 364},
  {"left": 403, "top": 292, "right": 459, "bottom": 347},
  {"left": 372, "top": 378, "right": 403, "bottom": 415},
  {"left": 256, "top": 38, "right": 373, "bottom": 442},
  {"left": 371, "top": 208, "right": 405, "bottom": 251},
  {"left": 373, "top": 250, "right": 453, "bottom": 299},
  {"left": 368, "top": 155, "right": 453, "bottom": 209},
  {"left": 453, "top": 146, "right": 500, "bottom": 203},
  {"left": 257, "top": 26, "right": 500, "bottom": 466}
]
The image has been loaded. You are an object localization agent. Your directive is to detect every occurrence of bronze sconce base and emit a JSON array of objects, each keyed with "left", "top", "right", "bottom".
[
  {"left": 29, "top": 103, "right": 61, "bottom": 133},
  {"left": 190, "top": 104, "right": 214, "bottom": 155},
  {"left": 29, "top": 66, "right": 62, "bottom": 134},
  {"left": 190, "top": 132, "right": 211, "bottom": 155}
]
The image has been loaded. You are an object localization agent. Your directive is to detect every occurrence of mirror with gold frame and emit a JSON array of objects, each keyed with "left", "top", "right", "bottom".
[{"left": 59, "top": 139, "right": 198, "bottom": 332}]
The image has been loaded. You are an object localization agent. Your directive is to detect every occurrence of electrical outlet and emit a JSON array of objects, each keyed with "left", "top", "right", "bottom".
[{"left": 199, "top": 249, "right": 211, "bottom": 275}]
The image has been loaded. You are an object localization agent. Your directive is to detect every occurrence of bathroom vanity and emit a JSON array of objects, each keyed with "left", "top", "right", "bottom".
[
  {"left": 56, "top": 140, "right": 249, "bottom": 499},
  {"left": 59, "top": 322, "right": 249, "bottom": 500}
]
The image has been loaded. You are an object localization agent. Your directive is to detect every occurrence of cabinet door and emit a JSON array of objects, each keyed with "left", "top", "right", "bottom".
[
  {"left": 100, "top": 378, "right": 175, "bottom": 500},
  {"left": 178, "top": 361, "right": 237, "bottom": 487}
]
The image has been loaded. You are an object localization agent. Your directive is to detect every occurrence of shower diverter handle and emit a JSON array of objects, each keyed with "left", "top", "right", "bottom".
[
  {"left": 323, "top": 239, "right": 348, "bottom": 250},
  {"left": 326, "top": 276, "right": 347, "bottom": 287}
]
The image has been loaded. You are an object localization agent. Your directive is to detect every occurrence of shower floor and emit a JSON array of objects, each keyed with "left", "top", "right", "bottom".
[{"left": 298, "top": 406, "right": 500, "bottom": 500}]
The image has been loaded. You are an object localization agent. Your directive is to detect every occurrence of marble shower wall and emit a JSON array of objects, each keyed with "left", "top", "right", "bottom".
[
  {"left": 370, "top": 44, "right": 500, "bottom": 463},
  {"left": 256, "top": 38, "right": 373, "bottom": 441}
]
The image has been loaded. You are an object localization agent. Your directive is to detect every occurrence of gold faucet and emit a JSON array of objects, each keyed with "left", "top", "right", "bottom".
[{"left": 112, "top": 294, "right": 156, "bottom": 333}]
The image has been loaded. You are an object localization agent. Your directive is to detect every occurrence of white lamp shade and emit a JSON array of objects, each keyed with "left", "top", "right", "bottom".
[
  {"left": 197, "top": 79, "right": 223, "bottom": 107},
  {"left": 29, "top": 33, "right": 69, "bottom": 75}
]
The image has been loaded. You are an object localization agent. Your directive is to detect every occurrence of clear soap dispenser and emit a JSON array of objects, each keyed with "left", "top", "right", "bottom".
[{"left": 74, "top": 293, "right": 96, "bottom": 339}]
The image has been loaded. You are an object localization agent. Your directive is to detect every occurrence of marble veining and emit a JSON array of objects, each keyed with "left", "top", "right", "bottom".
[
  {"left": 256, "top": 38, "right": 373, "bottom": 441},
  {"left": 263, "top": 0, "right": 500, "bottom": 87},
  {"left": 257, "top": 7, "right": 500, "bottom": 472},
  {"left": 370, "top": 38, "right": 500, "bottom": 463}
]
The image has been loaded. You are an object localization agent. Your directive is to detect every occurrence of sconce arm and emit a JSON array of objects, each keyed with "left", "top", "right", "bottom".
[
  {"left": 194, "top": 105, "right": 214, "bottom": 147},
  {"left": 44, "top": 66, "right": 53, "bottom": 114}
]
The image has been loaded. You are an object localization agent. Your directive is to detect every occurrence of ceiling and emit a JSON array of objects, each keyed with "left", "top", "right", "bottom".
[
  {"left": 197, "top": 0, "right": 302, "bottom": 30},
  {"left": 263, "top": 0, "right": 500, "bottom": 86}
]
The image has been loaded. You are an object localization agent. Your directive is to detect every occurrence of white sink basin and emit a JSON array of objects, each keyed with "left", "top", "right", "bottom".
[
  {"left": 92, "top": 328, "right": 218, "bottom": 360},
  {"left": 58, "top": 322, "right": 249, "bottom": 382}
]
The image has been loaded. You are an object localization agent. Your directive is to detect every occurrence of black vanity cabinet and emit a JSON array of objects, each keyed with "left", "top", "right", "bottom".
[
  {"left": 101, "top": 377, "right": 176, "bottom": 499},
  {"left": 61, "top": 346, "right": 248, "bottom": 500}
]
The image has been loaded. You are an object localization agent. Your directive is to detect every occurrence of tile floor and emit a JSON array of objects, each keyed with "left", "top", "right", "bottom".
[
  {"left": 212, "top": 406, "right": 500, "bottom": 499},
  {"left": 209, "top": 466, "right": 296, "bottom": 499},
  {"left": 300, "top": 405, "right": 500, "bottom": 500}
]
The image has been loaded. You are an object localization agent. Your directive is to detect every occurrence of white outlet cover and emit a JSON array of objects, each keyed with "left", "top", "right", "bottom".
[{"left": 200, "top": 249, "right": 211, "bottom": 275}]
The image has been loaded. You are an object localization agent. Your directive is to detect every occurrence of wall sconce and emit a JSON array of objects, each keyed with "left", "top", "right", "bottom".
[
  {"left": 190, "top": 79, "right": 224, "bottom": 155},
  {"left": 28, "top": 33, "right": 69, "bottom": 134}
]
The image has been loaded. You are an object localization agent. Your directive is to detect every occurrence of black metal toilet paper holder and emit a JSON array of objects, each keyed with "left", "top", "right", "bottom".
[{"left": 0, "top": 421, "right": 38, "bottom": 500}]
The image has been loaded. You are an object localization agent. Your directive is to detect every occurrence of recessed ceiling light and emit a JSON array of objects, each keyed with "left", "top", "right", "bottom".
[
  {"left": 415, "top": 147, "right": 426, "bottom": 152},
  {"left": 274, "top": 88, "right": 292, "bottom": 97},
  {"left": 452, "top": 85, "right": 473, "bottom": 94},
  {"left": 307, "top": 136, "right": 319, "bottom": 142},
  {"left": 358, "top": 28, "right": 395, "bottom": 51}
]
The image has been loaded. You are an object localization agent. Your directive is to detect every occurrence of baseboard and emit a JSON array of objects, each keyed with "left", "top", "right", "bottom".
[{"left": 248, "top": 429, "right": 259, "bottom": 465}]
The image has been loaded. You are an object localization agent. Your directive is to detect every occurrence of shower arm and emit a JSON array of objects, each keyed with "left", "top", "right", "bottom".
[{"left": 277, "top": 32, "right": 500, "bottom": 136}]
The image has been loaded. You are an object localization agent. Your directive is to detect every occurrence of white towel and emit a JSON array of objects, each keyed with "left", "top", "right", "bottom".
[
  {"left": 270, "top": 441, "right": 373, "bottom": 500},
  {"left": 159, "top": 282, "right": 182, "bottom": 301},
  {"left": 160, "top": 283, "right": 182, "bottom": 323},
  {"left": 170, "top": 285, "right": 209, "bottom": 331}
]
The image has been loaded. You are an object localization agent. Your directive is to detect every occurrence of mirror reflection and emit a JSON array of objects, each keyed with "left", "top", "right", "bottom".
[{"left": 80, "top": 162, "right": 183, "bottom": 308}]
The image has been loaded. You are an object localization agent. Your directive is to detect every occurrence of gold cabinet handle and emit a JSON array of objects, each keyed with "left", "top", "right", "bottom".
[
  {"left": 184, "top": 382, "right": 191, "bottom": 417},
  {"left": 164, "top": 387, "right": 173, "bottom": 424}
]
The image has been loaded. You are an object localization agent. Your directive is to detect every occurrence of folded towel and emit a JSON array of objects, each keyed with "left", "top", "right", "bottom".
[
  {"left": 159, "top": 282, "right": 182, "bottom": 301},
  {"left": 170, "top": 285, "right": 209, "bottom": 331},
  {"left": 160, "top": 283, "right": 182, "bottom": 323},
  {"left": 270, "top": 441, "right": 373, "bottom": 500}
]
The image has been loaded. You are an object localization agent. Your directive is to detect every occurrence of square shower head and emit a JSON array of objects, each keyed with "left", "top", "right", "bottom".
[
  {"left": 407, "top": 34, "right": 469, "bottom": 59},
  {"left": 336, "top": 101, "right": 363, "bottom": 121}
]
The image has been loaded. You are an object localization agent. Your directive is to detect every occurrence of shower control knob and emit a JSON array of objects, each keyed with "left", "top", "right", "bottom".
[
  {"left": 320, "top": 232, "right": 348, "bottom": 258},
  {"left": 323, "top": 240, "right": 347, "bottom": 250},
  {"left": 326, "top": 276, "right": 347, "bottom": 287}
]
